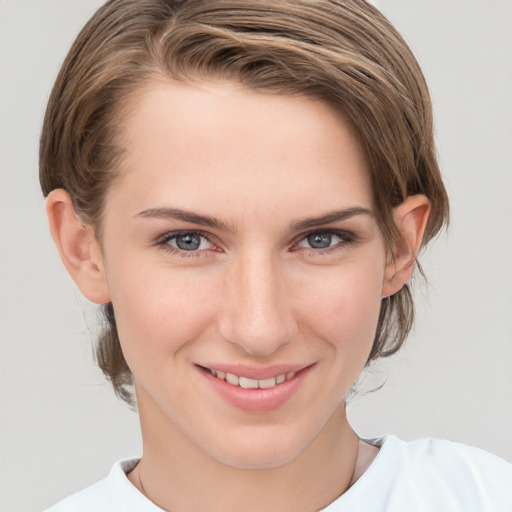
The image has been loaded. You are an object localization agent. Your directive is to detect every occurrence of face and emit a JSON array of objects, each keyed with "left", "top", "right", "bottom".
[{"left": 98, "top": 80, "right": 390, "bottom": 468}]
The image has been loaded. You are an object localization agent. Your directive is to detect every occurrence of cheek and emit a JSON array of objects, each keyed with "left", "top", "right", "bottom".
[
  {"left": 297, "top": 257, "right": 384, "bottom": 355},
  {"left": 106, "top": 262, "right": 219, "bottom": 365},
  {"left": 104, "top": 242, "right": 385, "bottom": 378}
]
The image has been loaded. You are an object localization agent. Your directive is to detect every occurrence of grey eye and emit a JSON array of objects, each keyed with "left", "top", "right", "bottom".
[
  {"left": 173, "top": 233, "right": 203, "bottom": 250},
  {"left": 297, "top": 231, "right": 350, "bottom": 251},
  {"left": 307, "top": 233, "right": 332, "bottom": 249},
  {"left": 160, "top": 231, "right": 214, "bottom": 254}
]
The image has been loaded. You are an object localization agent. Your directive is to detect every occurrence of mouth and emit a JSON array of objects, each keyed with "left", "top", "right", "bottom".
[
  {"left": 203, "top": 367, "right": 297, "bottom": 390},
  {"left": 197, "top": 363, "right": 313, "bottom": 412}
]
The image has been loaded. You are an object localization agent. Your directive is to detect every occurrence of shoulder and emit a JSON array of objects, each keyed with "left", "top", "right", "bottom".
[
  {"left": 390, "top": 436, "right": 512, "bottom": 488},
  {"left": 381, "top": 436, "right": 512, "bottom": 509},
  {"left": 326, "top": 436, "right": 512, "bottom": 512},
  {"left": 43, "top": 459, "right": 162, "bottom": 512},
  {"left": 44, "top": 475, "right": 112, "bottom": 512}
]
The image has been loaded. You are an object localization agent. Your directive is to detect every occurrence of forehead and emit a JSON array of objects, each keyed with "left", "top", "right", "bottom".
[{"left": 109, "top": 80, "right": 373, "bottom": 221}]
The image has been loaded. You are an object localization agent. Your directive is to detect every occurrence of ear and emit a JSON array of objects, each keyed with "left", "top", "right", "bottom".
[
  {"left": 382, "top": 194, "right": 431, "bottom": 298},
  {"left": 46, "top": 189, "right": 110, "bottom": 304}
]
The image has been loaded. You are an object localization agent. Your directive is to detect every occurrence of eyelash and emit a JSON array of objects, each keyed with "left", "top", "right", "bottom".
[{"left": 155, "top": 229, "right": 355, "bottom": 257}]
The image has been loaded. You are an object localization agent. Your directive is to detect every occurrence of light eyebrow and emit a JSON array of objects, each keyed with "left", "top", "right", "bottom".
[
  {"left": 135, "top": 207, "right": 236, "bottom": 232},
  {"left": 289, "top": 207, "right": 373, "bottom": 231}
]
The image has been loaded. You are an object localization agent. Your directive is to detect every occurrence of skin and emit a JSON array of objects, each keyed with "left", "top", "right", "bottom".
[{"left": 47, "top": 80, "right": 430, "bottom": 512}]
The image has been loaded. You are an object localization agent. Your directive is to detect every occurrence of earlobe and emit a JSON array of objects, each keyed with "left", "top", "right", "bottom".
[
  {"left": 382, "top": 194, "right": 431, "bottom": 298},
  {"left": 46, "top": 189, "right": 110, "bottom": 304}
]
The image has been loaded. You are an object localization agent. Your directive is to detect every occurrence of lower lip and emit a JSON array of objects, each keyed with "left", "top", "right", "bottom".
[{"left": 199, "top": 366, "right": 312, "bottom": 413}]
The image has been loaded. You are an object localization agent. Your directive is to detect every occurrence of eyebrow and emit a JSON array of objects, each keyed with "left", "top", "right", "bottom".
[
  {"left": 289, "top": 207, "right": 373, "bottom": 231},
  {"left": 135, "top": 207, "right": 236, "bottom": 232},
  {"left": 135, "top": 206, "right": 372, "bottom": 233}
]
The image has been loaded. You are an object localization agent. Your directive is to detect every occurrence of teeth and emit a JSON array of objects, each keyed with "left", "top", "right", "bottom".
[
  {"left": 225, "top": 373, "right": 239, "bottom": 386},
  {"left": 239, "top": 377, "right": 259, "bottom": 389},
  {"left": 258, "top": 377, "right": 277, "bottom": 389},
  {"left": 208, "top": 368, "right": 297, "bottom": 389}
]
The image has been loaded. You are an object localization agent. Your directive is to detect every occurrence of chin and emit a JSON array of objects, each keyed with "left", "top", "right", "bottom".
[{"left": 203, "top": 424, "right": 312, "bottom": 470}]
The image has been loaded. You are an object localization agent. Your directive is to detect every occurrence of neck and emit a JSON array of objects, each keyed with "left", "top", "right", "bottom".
[{"left": 129, "top": 390, "right": 360, "bottom": 512}]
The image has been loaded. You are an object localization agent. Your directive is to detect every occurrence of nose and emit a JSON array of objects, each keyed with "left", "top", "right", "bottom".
[{"left": 218, "top": 251, "right": 298, "bottom": 357}]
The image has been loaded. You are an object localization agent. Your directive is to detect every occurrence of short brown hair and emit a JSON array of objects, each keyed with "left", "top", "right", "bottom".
[{"left": 40, "top": 0, "right": 449, "bottom": 405}]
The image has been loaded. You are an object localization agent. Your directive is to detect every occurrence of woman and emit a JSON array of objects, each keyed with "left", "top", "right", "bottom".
[{"left": 40, "top": 0, "right": 511, "bottom": 510}]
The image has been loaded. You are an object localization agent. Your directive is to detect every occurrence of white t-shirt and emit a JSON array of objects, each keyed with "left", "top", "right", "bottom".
[{"left": 44, "top": 436, "right": 512, "bottom": 511}]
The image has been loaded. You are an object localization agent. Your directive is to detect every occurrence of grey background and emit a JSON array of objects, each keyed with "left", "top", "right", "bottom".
[{"left": 1, "top": 1, "right": 511, "bottom": 510}]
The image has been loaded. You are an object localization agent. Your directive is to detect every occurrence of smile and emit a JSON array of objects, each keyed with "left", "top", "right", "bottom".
[
  {"left": 206, "top": 368, "right": 297, "bottom": 389},
  {"left": 199, "top": 363, "right": 314, "bottom": 412}
]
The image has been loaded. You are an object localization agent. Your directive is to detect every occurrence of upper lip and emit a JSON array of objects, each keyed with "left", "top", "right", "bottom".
[{"left": 196, "top": 363, "right": 313, "bottom": 380}]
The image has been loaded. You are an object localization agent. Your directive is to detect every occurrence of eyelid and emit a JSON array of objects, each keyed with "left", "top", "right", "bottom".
[{"left": 155, "top": 229, "right": 209, "bottom": 243}]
